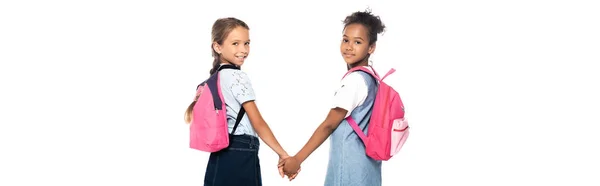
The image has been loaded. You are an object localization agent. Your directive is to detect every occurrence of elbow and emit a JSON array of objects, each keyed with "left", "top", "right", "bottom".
[{"left": 322, "top": 122, "right": 337, "bottom": 133}]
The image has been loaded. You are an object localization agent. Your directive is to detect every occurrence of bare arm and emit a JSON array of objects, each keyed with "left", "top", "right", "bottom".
[
  {"left": 281, "top": 72, "right": 368, "bottom": 176},
  {"left": 243, "top": 101, "right": 288, "bottom": 158},
  {"left": 294, "top": 107, "right": 347, "bottom": 163}
]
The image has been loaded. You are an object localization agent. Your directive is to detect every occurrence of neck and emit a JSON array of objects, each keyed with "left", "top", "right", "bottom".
[
  {"left": 348, "top": 57, "right": 369, "bottom": 69},
  {"left": 219, "top": 60, "right": 237, "bottom": 67}
]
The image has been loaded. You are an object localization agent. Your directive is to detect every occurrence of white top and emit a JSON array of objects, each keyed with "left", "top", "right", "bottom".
[
  {"left": 219, "top": 66, "right": 257, "bottom": 137},
  {"left": 331, "top": 66, "right": 375, "bottom": 118}
]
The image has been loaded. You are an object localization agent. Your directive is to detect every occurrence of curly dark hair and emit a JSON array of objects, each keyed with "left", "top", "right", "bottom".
[{"left": 343, "top": 8, "right": 386, "bottom": 45}]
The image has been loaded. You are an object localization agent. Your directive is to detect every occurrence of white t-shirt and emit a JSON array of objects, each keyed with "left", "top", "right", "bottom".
[
  {"left": 331, "top": 66, "right": 375, "bottom": 118},
  {"left": 219, "top": 66, "right": 257, "bottom": 136}
]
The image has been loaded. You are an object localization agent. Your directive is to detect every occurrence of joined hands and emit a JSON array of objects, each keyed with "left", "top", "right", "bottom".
[{"left": 278, "top": 155, "right": 301, "bottom": 181}]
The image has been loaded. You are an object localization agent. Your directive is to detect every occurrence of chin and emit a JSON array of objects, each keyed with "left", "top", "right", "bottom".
[
  {"left": 346, "top": 60, "right": 360, "bottom": 66},
  {"left": 233, "top": 61, "right": 244, "bottom": 67}
]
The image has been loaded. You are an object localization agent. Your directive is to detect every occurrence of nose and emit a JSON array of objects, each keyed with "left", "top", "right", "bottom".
[
  {"left": 240, "top": 44, "right": 249, "bottom": 54},
  {"left": 344, "top": 43, "right": 353, "bottom": 51}
]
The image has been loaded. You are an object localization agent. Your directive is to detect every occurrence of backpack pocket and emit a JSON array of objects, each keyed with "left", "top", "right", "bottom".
[{"left": 390, "top": 118, "right": 409, "bottom": 156}]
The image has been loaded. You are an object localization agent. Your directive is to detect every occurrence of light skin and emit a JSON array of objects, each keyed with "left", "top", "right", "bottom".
[
  {"left": 213, "top": 26, "right": 292, "bottom": 178},
  {"left": 278, "top": 23, "right": 376, "bottom": 180},
  {"left": 213, "top": 26, "right": 250, "bottom": 66}
]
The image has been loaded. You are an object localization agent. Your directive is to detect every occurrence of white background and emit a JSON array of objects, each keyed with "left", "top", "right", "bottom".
[{"left": 1, "top": 0, "right": 599, "bottom": 185}]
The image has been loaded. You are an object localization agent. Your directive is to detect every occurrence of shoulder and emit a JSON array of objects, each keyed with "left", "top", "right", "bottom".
[
  {"left": 220, "top": 69, "right": 252, "bottom": 82},
  {"left": 342, "top": 67, "right": 375, "bottom": 86},
  {"left": 219, "top": 68, "right": 247, "bottom": 76},
  {"left": 336, "top": 70, "right": 369, "bottom": 96}
]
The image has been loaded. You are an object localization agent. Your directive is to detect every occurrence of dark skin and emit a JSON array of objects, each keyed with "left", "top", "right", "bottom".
[{"left": 278, "top": 23, "right": 376, "bottom": 180}]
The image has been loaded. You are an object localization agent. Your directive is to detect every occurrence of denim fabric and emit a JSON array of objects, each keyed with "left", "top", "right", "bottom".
[
  {"left": 325, "top": 71, "right": 382, "bottom": 186},
  {"left": 204, "top": 135, "right": 262, "bottom": 186}
]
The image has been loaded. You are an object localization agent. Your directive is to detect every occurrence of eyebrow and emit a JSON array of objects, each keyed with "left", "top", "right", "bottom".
[
  {"left": 231, "top": 39, "right": 251, "bottom": 42},
  {"left": 343, "top": 35, "right": 364, "bottom": 40}
]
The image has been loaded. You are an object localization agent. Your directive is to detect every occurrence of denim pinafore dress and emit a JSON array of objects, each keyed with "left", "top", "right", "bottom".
[{"left": 325, "top": 71, "right": 382, "bottom": 186}]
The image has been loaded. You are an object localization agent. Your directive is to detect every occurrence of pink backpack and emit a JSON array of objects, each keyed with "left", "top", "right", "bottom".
[
  {"left": 344, "top": 66, "right": 410, "bottom": 161},
  {"left": 189, "top": 65, "right": 245, "bottom": 152}
]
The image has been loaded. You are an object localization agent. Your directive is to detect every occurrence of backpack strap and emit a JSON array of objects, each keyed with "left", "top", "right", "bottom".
[
  {"left": 217, "top": 64, "right": 240, "bottom": 71},
  {"left": 341, "top": 66, "right": 376, "bottom": 144},
  {"left": 216, "top": 64, "right": 246, "bottom": 135},
  {"left": 196, "top": 64, "right": 240, "bottom": 90},
  {"left": 343, "top": 66, "right": 397, "bottom": 82},
  {"left": 347, "top": 117, "right": 368, "bottom": 144},
  {"left": 345, "top": 70, "right": 377, "bottom": 144},
  {"left": 343, "top": 66, "right": 379, "bottom": 80},
  {"left": 231, "top": 107, "right": 245, "bottom": 134},
  {"left": 193, "top": 64, "right": 246, "bottom": 134},
  {"left": 342, "top": 66, "right": 397, "bottom": 144}
]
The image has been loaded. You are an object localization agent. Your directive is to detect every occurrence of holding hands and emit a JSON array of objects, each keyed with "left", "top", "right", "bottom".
[
  {"left": 274, "top": 107, "right": 349, "bottom": 181},
  {"left": 278, "top": 155, "right": 301, "bottom": 181}
]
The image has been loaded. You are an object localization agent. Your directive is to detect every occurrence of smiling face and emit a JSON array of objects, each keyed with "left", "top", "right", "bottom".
[
  {"left": 213, "top": 26, "right": 250, "bottom": 67},
  {"left": 340, "top": 23, "right": 376, "bottom": 68}
]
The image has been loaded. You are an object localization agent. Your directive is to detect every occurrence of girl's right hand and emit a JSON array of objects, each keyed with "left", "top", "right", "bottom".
[
  {"left": 277, "top": 155, "right": 290, "bottom": 178},
  {"left": 278, "top": 156, "right": 301, "bottom": 180}
]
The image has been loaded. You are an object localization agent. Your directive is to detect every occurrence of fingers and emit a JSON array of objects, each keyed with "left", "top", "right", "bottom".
[
  {"left": 285, "top": 167, "right": 300, "bottom": 181},
  {"left": 291, "top": 168, "right": 300, "bottom": 180},
  {"left": 282, "top": 168, "right": 297, "bottom": 178},
  {"left": 278, "top": 158, "right": 288, "bottom": 178},
  {"left": 278, "top": 157, "right": 301, "bottom": 181},
  {"left": 278, "top": 166, "right": 284, "bottom": 178},
  {"left": 278, "top": 157, "right": 289, "bottom": 167},
  {"left": 291, "top": 167, "right": 301, "bottom": 180}
]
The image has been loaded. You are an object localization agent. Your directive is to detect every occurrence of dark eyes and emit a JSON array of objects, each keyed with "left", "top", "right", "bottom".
[
  {"left": 233, "top": 42, "right": 250, "bottom": 46},
  {"left": 342, "top": 39, "right": 361, "bottom": 44}
]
